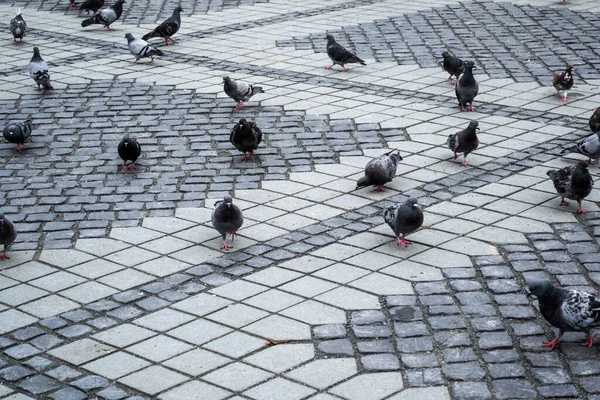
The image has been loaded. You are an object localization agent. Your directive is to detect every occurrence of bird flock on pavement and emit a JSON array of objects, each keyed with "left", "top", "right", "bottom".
[{"left": 3, "top": 1, "right": 600, "bottom": 350}]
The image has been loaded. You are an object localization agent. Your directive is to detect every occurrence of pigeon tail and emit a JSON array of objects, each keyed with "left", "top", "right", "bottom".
[
  {"left": 141, "top": 31, "right": 154, "bottom": 41},
  {"left": 81, "top": 16, "right": 95, "bottom": 27},
  {"left": 560, "top": 146, "right": 578, "bottom": 156}
]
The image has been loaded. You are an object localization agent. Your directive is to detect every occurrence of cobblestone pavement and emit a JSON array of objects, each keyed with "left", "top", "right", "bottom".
[{"left": 2, "top": 0, "right": 600, "bottom": 398}]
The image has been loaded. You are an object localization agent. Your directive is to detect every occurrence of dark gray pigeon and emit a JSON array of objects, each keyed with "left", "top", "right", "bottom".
[
  {"left": 589, "top": 107, "right": 600, "bottom": 133},
  {"left": 325, "top": 34, "right": 366, "bottom": 72},
  {"left": 81, "top": 0, "right": 125, "bottom": 30},
  {"left": 3, "top": 118, "right": 32, "bottom": 151},
  {"left": 356, "top": 149, "right": 402, "bottom": 192},
  {"left": 125, "top": 33, "right": 164, "bottom": 64},
  {"left": 528, "top": 279, "right": 600, "bottom": 349},
  {"left": 28, "top": 47, "right": 53, "bottom": 91},
  {"left": 552, "top": 64, "right": 573, "bottom": 103},
  {"left": 117, "top": 135, "right": 141, "bottom": 171},
  {"left": 383, "top": 197, "right": 424, "bottom": 247},
  {"left": 546, "top": 160, "right": 593, "bottom": 214},
  {"left": 9, "top": 9, "right": 26, "bottom": 43},
  {"left": 71, "top": 0, "right": 107, "bottom": 15},
  {"left": 230, "top": 118, "right": 262, "bottom": 161},
  {"left": 223, "top": 76, "right": 264, "bottom": 111},
  {"left": 441, "top": 51, "right": 464, "bottom": 85},
  {"left": 212, "top": 196, "right": 244, "bottom": 250},
  {"left": 142, "top": 6, "right": 182, "bottom": 46},
  {"left": 560, "top": 132, "right": 600, "bottom": 166},
  {"left": 455, "top": 61, "right": 478, "bottom": 112},
  {"left": 447, "top": 121, "right": 479, "bottom": 167},
  {"left": 0, "top": 213, "right": 17, "bottom": 261}
]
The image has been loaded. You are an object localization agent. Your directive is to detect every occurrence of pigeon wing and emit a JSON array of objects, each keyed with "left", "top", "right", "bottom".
[
  {"left": 561, "top": 290, "right": 600, "bottom": 330},
  {"left": 327, "top": 42, "right": 364, "bottom": 64}
]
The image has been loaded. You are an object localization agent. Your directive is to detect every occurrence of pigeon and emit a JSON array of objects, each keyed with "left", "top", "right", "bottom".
[
  {"left": 71, "top": 0, "right": 106, "bottom": 15},
  {"left": 560, "top": 132, "right": 600, "bottom": 166},
  {"left": 81, "top": 0, "right": 125, "bottom": 30},
  {"left": 546, "top": 160, "right": 593, "bottom": 214},
  {"left": 383, "top": 197, "right": 424, "bottom": 247},
  {"left": 211, "top": 196, "right": 244, "bottom": 250},
  {"left": 455, "top": 61, "right": 478, "bottom": 112},
  {"left": 3, "top": 118, "right": 32, "bottom": 151},
  {"left": 447, "top": 121, "right": 480, "bottom": 167},
  {"left": 9, "top": 9, "right": 26, "bottom": 43},
  {"left": 0, "top": 213, "right": 17, "bottom": 261},
  {"left": 552, "top": 64, "right": 573, "bottom": 103},
  {"left": 356, "top": 149, "right": 402, "bottom": 192},
  {"left": 125, "top": 33, "right": 164, "bottom": 64},
  {"left": 528, "top": 279, "right": 600, "bottom": 349},
  {"left": 325, "top": 34, "right": 366, "bottom": 72},
  {"left": 441, "top": 51, "right": 464, "bottom": 85},
  {"left": 229, "top": 118, "right": 262, "bottom": 161},
  {"left": 117, "top": 135, "right": 141, "bottom": 170},
  {"left": 142, "top": 6, "right": 182, "bottom": 46},
  {"left": 223, "top": 76, "right": 264, "bottom": 111},
  {"left": 28, "top": 47, "right": 53, "bottom": 91},
  {"left": 589, "top": 107, "right": 600, "bottom": 133}
]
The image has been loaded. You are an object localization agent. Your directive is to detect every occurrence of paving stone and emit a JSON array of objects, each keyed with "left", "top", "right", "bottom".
[
  {"left": 18, "top": 375, "right": 61, "bottom": 394},
  {"left": 492, "top": 379, "right": 537, "bottom": 399},
  {"left": 70, "top": 376, "right": 110, "bottom": 392},
  {"left": 0, "top": 365, "right": 34, "bottom": 381},
  {"left": 452, "top": 382, "right": 492, "bottom": 399},
  {"left": 318, "top": 339, "right": 354, "bottom": 356},
  {"left": 97, "top": 386, "right": 129, "bottom": 400},
  {"left": 361, "top": 354, "right": 400, "bottom": 371},
  {"left": 49, "top": 387, "right": 88, "bottom": 400}
]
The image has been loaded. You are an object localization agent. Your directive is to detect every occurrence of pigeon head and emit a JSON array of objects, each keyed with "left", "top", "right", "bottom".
[
  {"left": 122, "top": 135, "right": 131, "bottom": 146},
  {"left": 238, "top": 118, "right": 247, "bottom": 128},
  {"left": 576, "top": 160, "right": 589, "bottom": 170},
  {"left": 406, "top": 197, "right": 420, "bottom": 208},
  {"left": 223, "top": 76, "right": 231, "bottom": 83},
  {"left": 174, "top": 5, "right": 183, "bottom": 13},
  {"left": 528, "top": 279, "right": 554, "bottom": 298},
  {"left": 125, "top": 33, "right": 134, "bottom": 42},
  {"left": 469, "top": 121, "right": 480, "bottom": 132},
  {"left": 326, "top": 34, "right": 335, "bottom": 44},
  {"left": 355, "top": 176, "right": 371, "bottom": 189},
  {"left": 441, "top": 51, "right": 450, "bottom": 59},
  {"left": 223, "top": 195, "right": 233, "bottom": 209},
  {"left": 33, "top": 47, "right": 40, "bottom": 56},
  {"left": 565, "top": 64, "right": 573, "bottom": 72},
  {"left": 464, "top": 61, "right": 475, "bottom": 69}
]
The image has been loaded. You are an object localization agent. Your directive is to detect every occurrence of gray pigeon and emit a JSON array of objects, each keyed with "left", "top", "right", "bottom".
[
  {"left": 447, "top": 121, "right": 479, "bottom": 166},
  {"left": 211, "top": 196, "right": 244, "bottom": 249},
  {"left": 589, "top": 107, "right": 600, "bottom": 133},
  {"left": 28, "top": 47, "right": 53, "bottom": 91},
  {"left": 325, "top": 34, "right": 366, "bottom": 72},
  {"left": 125, "top": 33, "right": 164, "bottom": 64},
  {"left": 223, "top": 76, "right": 264, "bottom": 111},
  {"left": 142, "top": 6, "right": 182, "bottom": 46},
  {"left": 356, "top": 149, "right": 402, "bottom": 192},
  {"left": 546, "top": 160, "right": 593, "bottom": 214},
  {"left": 229, "top": 118, "right": 262, "bottom": 161},
  {"left": 455, "top": 61, "right": 478, "bottom": 112},
  {"left": 383, "top": 197, "right": 424, "bottom": 247},
  {"left": 0, "top": 213, "right": 17, "bottom": 261},
  {"left": 560, "top": 132, "right": 600, "bottom": 166},
  {"left": 3, "top": 118, "right": 32, "bottom": 151},
  {"left": 528, "top": 279, "right": 600, "bottom": 349},
  {"left": 441, "top": 51, "right": 464, "bottom": 85},
  {"left": 81, "top": 0, "right": 125, "bottom": 30},
  {"left": 9, "top": 9, "right": 26, "bottom": 43}
]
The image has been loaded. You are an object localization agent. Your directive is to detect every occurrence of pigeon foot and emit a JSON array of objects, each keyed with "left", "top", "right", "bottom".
[
  {"left": 233, "top": 101, "right": 244, "bottom": 111},
  {"left": 397, "top": 238, "right": 413, "bottom": 247},
  {"left": 461, "top": 107, "right": 466, "bottom": 112},
  {"left": 168, "top": 37, "right": 175, "bottom": 44},
  {"left": 447, "top": 76, "right": 453, "bottom": 83},
  {"left": 588, "top": 159, "right": 595, "bottom": 165},
  {"left": 220, "top": 241, "right": 232, "bottom": 250},
  {"left": 130, "top": 60, "right": 137, "bottom": 64},
  {"left": 241, "top": 153, "right": 249, "bottom": 161},
  {"left": 580, "top": 335, "right": 595, "bottom": 347},
  {"left": 470, "top": 105, "right": 475, "bottom": 112},
  {"left": 563, "top": 97, "right": 568, "bottom": 103},
  {"left": 559, "top": 198, "right": 569, "bottom": 206},
  {"left": 129, "top": 163, "right": 136, "bottom": 169},
  {"left": 452, "top": 81, "right": 458, "bottom": 86},
  {"left": 229, "top": 231, "right": 238, "bottom": 241},
  {"left": 453, "top": 152, "right": 458, "bottom": 160},
  {"left": 150, "top": 56, "right": 155, "bottom": 64},
  {"left": 577, "top": 205, "right": 585, "bottom": 214},
  {"left": 462, "top": 160, "right": 469, "bottom": 167},
  {"left": 0, "top": 251, "right": 8, "bottom": 261},
  {"left": 373, "top": 185, "right": 384, "bottom": 192},
  {"left": 542, "top": 338, "right": 560, "bottom": 349},
  {"left": 342, "top": 67, "right": 348, "bottom": 72},
  {"left": 325, "top": 65, "right": 333, "bottom": 69},
  {"left": 15, "top": 144, "right": 23, "bottom": 152}
]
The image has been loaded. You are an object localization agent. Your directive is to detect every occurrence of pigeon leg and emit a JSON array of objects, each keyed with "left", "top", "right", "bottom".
[
  {"left": 373, "top": 185, "right": 384, "bottom": 192},
  {"left": 121, "top": 162, "right": 127, "bottom": 169},
  {"left": 462, "top": 158, "right": 468, "bottom": 167},
  {"left": 130, "top": 59, "right": 138, "bottom": 64},
  {"left": 15, "top": 144, "right": 23, "bottom": 152},
  {"left": 470, "top": 105, "right": 475, "bottom": 112},
  {"left": 461, "top": 106, "right": 466, "bottom": 112},
  {"left": 129, "top": 163, "right": 136, "bottom": 169},
  {"left": 325, "top": 65, "right": 333, "bottom": 69},
  {"left": 229, "top": 231, "right": 237, "bottom": 241},
  {"left": 559, "top": 197, "right": 569, "bottom": 206},
  {"left": 168, "top": 37, "right": 175, "bottom": 44},
  {"left": 150, "top": 56, "right": 155, "bottom": 64},
  {"left": 249, "top": 151, "right": 254, "bottom": 158},
  {"left": 580, "top": 334, "right": 595, "bottom": 347},
  {"left": 453, "top": 152, "right": 458, "bottom": 160},
  {"left": 233, "top": 101, "right": 244, "bottom": 111},
  {"left": 577, "top": 201, "right": 585, "bottom": 214},
  {"left": 563, "top": 91, "right": 568, "bottom": 103},
  {"left": 0, "top": 250, "right": 8, "bottom": 261},
  {"left": 165, "top": 40, "right": 170, "bottom": 46},
  {"left": 397, "top": 237, "right": 413, "bottom": 247},
  {"left": 447, "top": 76, "right": 453, "bottom": 83},
  {"left": 105, "top": 26, "right": 115, "bottom": 31},
  {"left": 342, "top": 67, "right": 348, "bottom": 72},
  {"left": 220, "top": 240, "right": 232, "bottom": 250},
  {"left": 542, "top": 337, "right": 560, "bottom": 349},
  {"left": 588, "top": 159, "right": 594, "bottom": 165},
  {"left": 241, "top": 153, "right": 249, "bottom": 162}
]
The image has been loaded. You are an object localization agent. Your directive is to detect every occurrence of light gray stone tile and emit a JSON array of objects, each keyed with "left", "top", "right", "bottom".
[
  {"left": 82, "top": 351, "right": 150, "bottom": 379},
  {"left": 329, "top": 372, "right": 404, "bottom": 400},
  {"left": 244, "top": 343, "right": 314, "bottom": 373},
  {"left": 118, "top": 365, "right": 189, "bottom": 395},
  {"left": 48, "top": 339, "right": 116, "bottom": 365},
  {"left": 159, "top": 380, "right": 231, "bottom": 400},
  {"left": 163, "top": 349, "right": 231, "bottom": 376},
  {"left": 243, "top": 377, "right": 316, "bottom": 400},
  {"left": 285, "top": 358, "right": 358, "bottom": 389},
  {"left": 203, "top": 362, "right": 273, "bottom": 392}
]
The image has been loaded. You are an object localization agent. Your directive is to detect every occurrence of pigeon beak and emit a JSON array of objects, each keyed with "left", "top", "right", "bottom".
[
  {"left": 226, "top": 203, "right": 231, "bottom": 209},
  {"left": 476, "top": 127, "right": 480, "bottom": 132},
  {"left": 413, "top": 204, "right": 421, "bottom": 209}
]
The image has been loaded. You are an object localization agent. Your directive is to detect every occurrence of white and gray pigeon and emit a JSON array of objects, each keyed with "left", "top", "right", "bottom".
[
  {"left": 81, "top": 0, "right": 125, "bottom": 30},
  {"left": 125, "top": 33, "right": 164, "bottom": 64},
  {"left": 546, "top": 160, "right": 593, "bottom": 214},
  {"left": 3, "top": 118, "right": 32, "bottom": 151},
  {"left": 0, "top": 213, "right": 17, "bottom": 261},
  {"left": 561, "top": 132, "right": 600, "bottom": 167},
  {"left": 383, "top": 197, "right": 424, "bottom": 247},
  {"left": 325, "top": 34, "right": 366, "bottom": 72},
  {"left": 356, "top": 149, "right": 402, "bottom": 192},
  {"left": 528, "top": 279, "right": 600, "bottom": 349},
  {"left": 211, "top": 196, "right": 244, "bottom": 250},
  {"left": 223, "top": 76, "right": 264, "bottom": 111},
  {"left": 589, "top": 107, "right": 600, "bottom": 133},
  {"left": 9, "top": 9, "right": 26, "bottom": 43},
  {"left": 28, "top": 47, "right": 53, "bottom": 91},
  {"left": 447, "top": 121, "right": 479, "bottom": 167},
  {"left": 455, "top": 61, "right": 478, "bottom": 112}
]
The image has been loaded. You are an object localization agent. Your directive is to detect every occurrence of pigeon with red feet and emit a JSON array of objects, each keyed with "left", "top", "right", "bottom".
[
  {"left": 73, "top": 0, "right": 105, "bottom": 15},
  {"left": 125, "top": 33, "right": 163, "bottom": 64},
  {"left": 589, "top": 107, "right": 600, "bottom": 133},
  {"left": 0, "top": 213, "right": 17, "bottom": 261},
  {"left": 325, "top": 34, "right": 366, "bottom": 72},
  {"left": 447, "top": 120, "right": 479, "bottom": 167},
  {"left": 81, "top": 0, "right": 125, "bottom": 30},
  {"left": 552, "top": 64, "right": 573, "bottom": 103},
  {"left": 441, "top": 51, "right": 464, "bottom": 85},
  {"left": 528, "top": 279, "right": 600, "bottom": 349},
  {"left": 560, "top": 131, "right": 600, "bottom": 166},
  {"left": 455, "top": 61, "right": 478, "bottom": 112},
  {"left": 10, "top": 9, "right": 26, "bottom": 43},
  {"left": 28, "top": 47, "right": 53, "bottom": 91},
  {"left": 142, "top": 6, "right": 182, "bottom": 46},
  {"left": 117, "top": 135, "right": 141, "bottom": 171},
  {"left": 3, "top": 117, "right": 32, "bottom": 152},
  {"left": 383, "top": 197, "right": 423, "bottom": 248},
  {"left": 212, "top": 196, "right": 244, "bottom": 250},
  {"left": 223, "top": 76, "right": 264, "bottom": 111},
  {"left": 356, "top": 149, "right": 402, "bottom": 192},
  {"left": 546, "top": 160, "right": 593, "bottom": 214},
  {"left": 230, "top": 118, "right": 262, "bottom": 162}
]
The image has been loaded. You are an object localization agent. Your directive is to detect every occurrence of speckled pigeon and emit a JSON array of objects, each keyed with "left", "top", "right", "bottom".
[
  {"left": 528, "top": 279, "right": 600, "bottom": 349},
  {"left": 383, "top": 197, "right": 423, "bottom": 247},
  {"left": 9, "top": 9, "right": 26, "bottom": 43},
  {"left": 356, "top": 149, "right": 402, "bottom": 192},
  {"left": 28, "top": 47, "right": 53, "bottom": 91},
  {"left": 125, "top": 33, "right": 164, "bottom": 64},
  {"left": 117, "top": 135, "right": 141, "bottom": 170},
  {"left": 447, "top": 121, "right": 479, "bottom": 167},
  {"left": 223, "top": 76, "right": 264, "bottom": 111},
  {"left": 560, "top": 132, "right": 600, "bottom": 166},
  {"left": 230, "top": 118, "right": 262, "bottom": 162},
  {"left": 441, "top": 51, "right": 464, "bottom": 85},
  {"left": 3, "top": 118, "right": 32, "bottom": 151},
  {"left": 546, "top": 160, "right": 593, "bottom": 214},
  {"left": 142, "top": 6, "right": 182, "bottom": 46},
  {"left": 0, "top": 213, "right": 17, "bottom": 261},
  {"left": 81, "top": 0, "right": 125, "bottom": 30},
  {"left": 455, "top": 61, "right": 478, "bottom": 112},
  {"left": 589, "top": 107, "right": 600, "bottom": 133},
  {"left": 325, "top": 34, "right": 366, "bottom": 72},
  {"left": 552, "top": 64, "right": 573, "bottom": 103},
  {"left": 212, "top": 195, "right": 244, "bottom": 250}
]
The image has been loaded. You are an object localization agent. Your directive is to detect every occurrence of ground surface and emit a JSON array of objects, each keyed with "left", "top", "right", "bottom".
[{"left": 1, "top": 0, "right": 600, "bottom": 398}]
